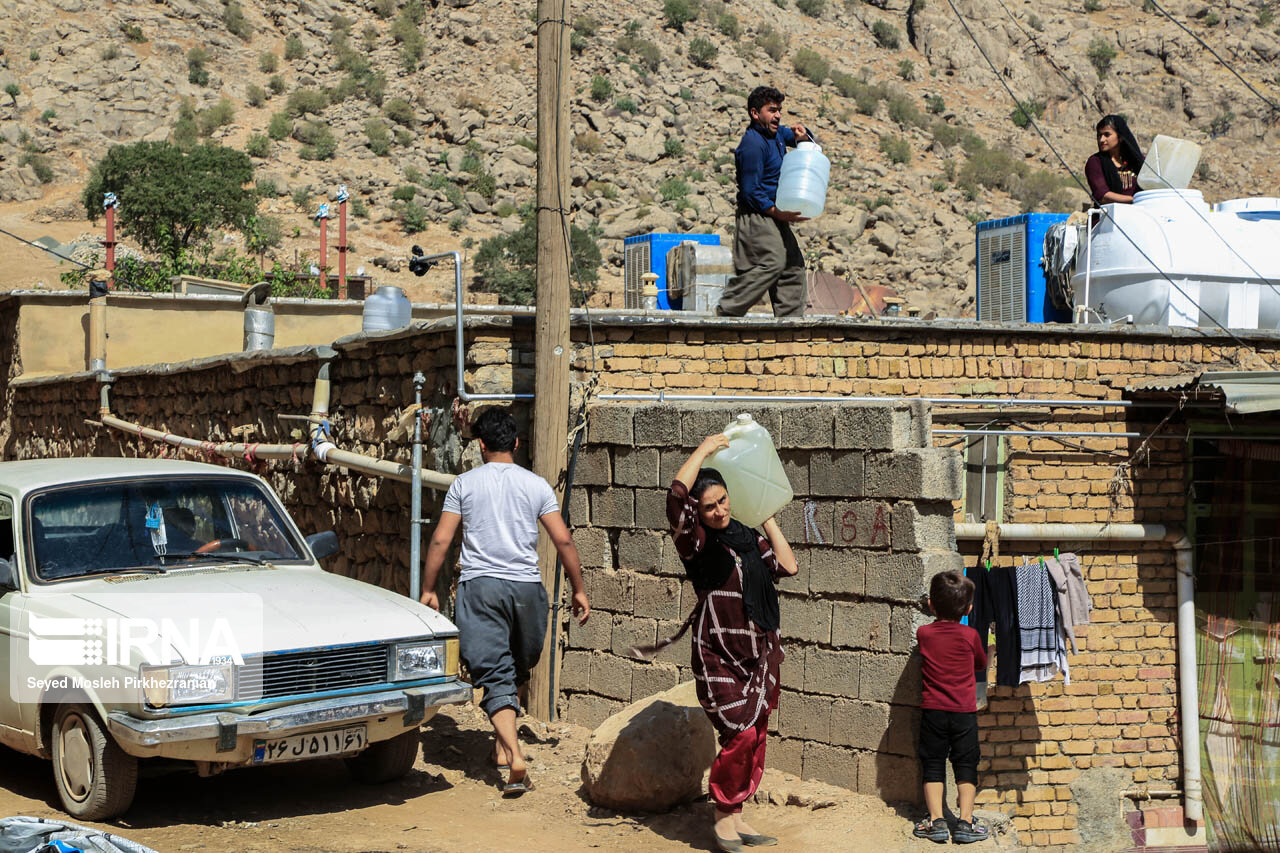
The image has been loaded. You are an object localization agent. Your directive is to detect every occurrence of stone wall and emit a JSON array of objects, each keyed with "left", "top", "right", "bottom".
[{"left": 560, "top": 401, "right": 961, "bottom": 804}]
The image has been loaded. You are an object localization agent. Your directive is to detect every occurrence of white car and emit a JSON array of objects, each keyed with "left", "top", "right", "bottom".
[{"left": 0, "top": 458, "right": 468, "bottom": 820}]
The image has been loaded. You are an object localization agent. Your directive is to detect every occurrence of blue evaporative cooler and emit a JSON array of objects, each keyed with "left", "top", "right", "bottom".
[{"left": 975, "top": 213, "right": 1071, "bottom": 323}]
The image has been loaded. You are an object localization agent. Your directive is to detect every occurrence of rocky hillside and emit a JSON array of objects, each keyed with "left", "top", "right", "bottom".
[{"left": 0, "top": 0, "right": 1278, "bottom": 316}]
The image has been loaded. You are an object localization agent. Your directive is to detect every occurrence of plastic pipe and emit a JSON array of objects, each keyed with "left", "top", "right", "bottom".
[
  {"left": 953, "top": 522, "right": 1201, "bottom": 822},
  {"left": 307, "top": 358, "right": 455, "bottom": 491},
  {"left": 101, "top": 414, "right": 305, "bottom": 462},
  {"left": 88, "top": 296, "right": 107, "bottom": 372}
]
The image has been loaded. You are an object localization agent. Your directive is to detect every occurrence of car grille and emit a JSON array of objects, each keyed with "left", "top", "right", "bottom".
[{"left": 237, "top": 643, "right": 391, "bottom": 701}]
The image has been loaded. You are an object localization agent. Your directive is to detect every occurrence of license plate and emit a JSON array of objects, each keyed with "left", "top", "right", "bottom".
[{"left": 252, "top": 725, "right": 367, "bottom": 764}]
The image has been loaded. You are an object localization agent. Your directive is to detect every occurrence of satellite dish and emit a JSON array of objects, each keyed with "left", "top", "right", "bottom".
[
  {"left": 309, "top": 264, "right": 320, "bottom": 275},
  {"left": 356, "top": 266, "right": 366, "bottom": 275}
]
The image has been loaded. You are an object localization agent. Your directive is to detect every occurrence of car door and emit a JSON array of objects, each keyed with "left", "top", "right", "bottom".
[{"left": 0, "top": 492, "right": 34, "bottom": 749}]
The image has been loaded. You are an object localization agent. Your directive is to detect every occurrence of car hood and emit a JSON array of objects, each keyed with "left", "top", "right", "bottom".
[{"left": 57, "top": 567, "right": 456, "bottom": 658}]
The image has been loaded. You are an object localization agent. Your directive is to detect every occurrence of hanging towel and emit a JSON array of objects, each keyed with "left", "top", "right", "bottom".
[
  {"left": 1045, "top": 553, "right": 1090, "bottom": 653},
  {"left": 1017, "top": 558, "right": 1061, "bottom": 683}
]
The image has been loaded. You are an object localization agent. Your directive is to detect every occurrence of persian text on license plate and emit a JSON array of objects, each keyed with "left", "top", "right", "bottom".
[{"left": 252, "top": 725, "right": 367, "bottom": 764}]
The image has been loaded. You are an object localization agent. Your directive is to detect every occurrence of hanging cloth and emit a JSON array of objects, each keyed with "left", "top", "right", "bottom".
[
  {"left": 1017, "top": 557, "right": 1062, "bottom": 684},
  {"left": 1044, "top": 553, "right": 1091, "bottom": 652},
  {"left": 972, "top": 560, "right": 1021, "bottom": 688}
]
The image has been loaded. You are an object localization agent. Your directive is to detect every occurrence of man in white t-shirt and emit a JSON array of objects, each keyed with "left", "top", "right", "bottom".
[{"left": 420, "top": 406, "right": 589, "bottom": 797}]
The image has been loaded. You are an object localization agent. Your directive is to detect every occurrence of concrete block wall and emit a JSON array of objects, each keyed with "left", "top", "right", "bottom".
[{"left": 559, "top": 401, "right": 962, "bottom": 802}]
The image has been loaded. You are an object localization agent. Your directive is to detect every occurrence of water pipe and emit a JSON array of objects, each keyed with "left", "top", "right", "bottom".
[
  {"left": 953, "top": 522, "right": 1201, "bottom": 822},
  {"left": 596, "top": 392, "right": 1181, "bottom": 409},
  {"left": 307, "top": 357, "right": 455, "bottom": 491},
  {"left": 409, "top": 371, "right": 426, "bottom": 602},
  {"left": 410, "top": 248, "right": 532, "bottom": 403}
]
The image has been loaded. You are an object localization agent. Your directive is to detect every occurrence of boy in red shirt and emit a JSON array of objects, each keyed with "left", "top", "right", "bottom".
[{"left": 913, "top": 570, "right": 991, "bottom": 844}]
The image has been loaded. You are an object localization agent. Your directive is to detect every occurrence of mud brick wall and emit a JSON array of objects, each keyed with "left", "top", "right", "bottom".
[{"left": 557, "top": 401, "right": 963, "bottom": 804}]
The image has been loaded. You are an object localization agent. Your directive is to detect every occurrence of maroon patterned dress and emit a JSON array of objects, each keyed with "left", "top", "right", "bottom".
[{"left": 659, "top": 481, "right": 785, "bottom": 735}]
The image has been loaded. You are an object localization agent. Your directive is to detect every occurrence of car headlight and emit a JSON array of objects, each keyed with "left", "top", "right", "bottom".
[
  {"left": 391, "top": 641, "right": 447, "bottom": 680},
  {"left": 140, "top": 663, "right": 235, "bottom": 708}
]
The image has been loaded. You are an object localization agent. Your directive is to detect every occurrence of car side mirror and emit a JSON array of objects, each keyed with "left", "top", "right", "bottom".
[
  {"left": 306, "top": 531, "right": 339, "bottom": 561},
  {"left": 0, "top": 558, "right": 18, "bottom": 592}
]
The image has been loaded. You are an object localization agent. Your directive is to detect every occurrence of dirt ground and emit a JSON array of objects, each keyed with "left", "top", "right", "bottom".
[{"left": 0, "top": 703, "right": 1018, "bottom": 852}]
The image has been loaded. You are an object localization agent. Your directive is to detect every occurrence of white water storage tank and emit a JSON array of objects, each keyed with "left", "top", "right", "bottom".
[
  {"left": 1073, "top": 191, "right": 1280, "bottom": 329},
  {"left": 775, "top": 142, "right": 829, "bottom": 219},
  {"left": 362, "top": 285, "right": 412, "bottom": 332}
]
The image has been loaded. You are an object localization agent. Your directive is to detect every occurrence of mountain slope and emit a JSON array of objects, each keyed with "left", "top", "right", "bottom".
[{"left": 0, "top": 0, "right": 1277, "bottom": 316}]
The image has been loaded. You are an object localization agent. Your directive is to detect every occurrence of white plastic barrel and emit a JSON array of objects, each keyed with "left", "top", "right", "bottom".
[
  {"left": 1137, "top": 135, "right": 1202, "bottom": 191},
  {"left": 362, "top": 285, "right": 412, "bottom": 332},
  {"left": 707, "top": 414, "right": 794, "bottom": 528},
  {"left": 775, "top": 141, "right": 830, "bottom": 219}
]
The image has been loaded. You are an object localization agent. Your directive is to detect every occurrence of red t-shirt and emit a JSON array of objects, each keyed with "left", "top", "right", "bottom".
[{"left": 917, "top": 620, "right": 988, "bottom": 713}]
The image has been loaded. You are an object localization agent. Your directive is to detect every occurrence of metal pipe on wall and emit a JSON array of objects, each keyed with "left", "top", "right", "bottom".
[
  {"left": 409, "top": 248, "right": 533, "bottom": 403},
  {"left": 598, "top": 392, "right": 1176, "bottom": 409},
  {"left": 409, "top": 371, "right": 425, "bottom": 602},
  {"left": 953, "top": 522, "right": 1202, "bottom": 822}
]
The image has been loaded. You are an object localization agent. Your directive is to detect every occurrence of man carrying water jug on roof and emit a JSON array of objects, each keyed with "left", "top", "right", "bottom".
[{"left": 718, "top": 85, "right": 815, "bottom": 318}]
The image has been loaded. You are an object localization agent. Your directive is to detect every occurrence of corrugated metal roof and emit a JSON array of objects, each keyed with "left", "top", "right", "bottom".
[{"left": 1125, "top": 371, "right": 1280, "bottom": 414}]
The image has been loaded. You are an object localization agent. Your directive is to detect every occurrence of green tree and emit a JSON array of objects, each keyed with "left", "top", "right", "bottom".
[
  {"left": 82, "top": 141, "right": 257, "bottom": 260},
  {"left": 4, "top": 83, "right": 19, "bottom": 105},
  {"left": 473, "top": 205, "right": 602, "bottom": 305}
]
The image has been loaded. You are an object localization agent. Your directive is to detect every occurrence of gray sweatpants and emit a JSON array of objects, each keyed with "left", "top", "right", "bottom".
[
  {"left": 719, "top": 210, "right": 807, "bottom": 317},
  {"left": 454, "top": 575, "right": 549, "bottom": 717}
]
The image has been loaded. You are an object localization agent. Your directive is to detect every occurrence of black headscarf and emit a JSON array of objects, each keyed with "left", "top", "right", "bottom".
[
  {"left": 687, "top": 468, "right": 781, "bottom": 632},
  {"left": 1096, "top": 115, "right": 1144, "bottom": 194}
]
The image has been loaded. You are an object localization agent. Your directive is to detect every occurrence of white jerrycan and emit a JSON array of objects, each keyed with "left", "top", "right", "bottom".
[
  {"left": 775, "top": 141, "right": 830, "bottom": 219},
  {"left": 707, "top": 414, "right": 794, "bottom": 528}
]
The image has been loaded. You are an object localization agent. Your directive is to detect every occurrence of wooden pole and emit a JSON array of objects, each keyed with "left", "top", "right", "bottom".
[{"left": 527, "top": 0, "right": 571, "bottom": 722}]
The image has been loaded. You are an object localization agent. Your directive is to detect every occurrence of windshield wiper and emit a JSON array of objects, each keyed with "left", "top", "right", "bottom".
[
  {"left": 161, "top": 551, "right": 275, "bottom": 565},
  {"left": 79, "top": 565, "right": 169, "bottom": 577}
]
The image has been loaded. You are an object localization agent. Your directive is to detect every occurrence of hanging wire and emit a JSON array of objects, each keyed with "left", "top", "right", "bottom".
[
  {"left": 1142, "top": 0, "right": 1280, "bottom": 118},
  {"left": 0, "top": 226, "right": 93, "bottom": 269},
  {"left": 988, "top": 0, "right": 1100, "bottom": 112},
  {"left": 938, "top": 0, "right": 1270, "bottom": 368}
]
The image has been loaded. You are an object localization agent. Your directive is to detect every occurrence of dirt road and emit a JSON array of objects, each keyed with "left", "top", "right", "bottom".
[{"left": 0, "top": 704, "right": 1011, "bottom": 852}]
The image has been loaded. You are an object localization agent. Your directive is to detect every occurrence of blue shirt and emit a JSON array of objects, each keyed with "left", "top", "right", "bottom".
[{"left": 735, "top": 123, "right": 803, "bottom": 214}]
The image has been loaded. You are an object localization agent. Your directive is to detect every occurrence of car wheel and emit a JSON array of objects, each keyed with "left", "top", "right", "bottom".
[
  {"left": 345, "top": 729, "right": 419, "bottom": 783},
  {"left": 51, "top": 703, "right": 138, "bottom": 820}
]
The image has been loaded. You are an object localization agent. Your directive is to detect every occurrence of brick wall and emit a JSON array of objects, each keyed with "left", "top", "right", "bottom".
[
  {"left": 559, "top": 401, "right": 961, "bottom": 805},
  {"left": 4, "top": 313, "right": 1275, "bottom": 850}
]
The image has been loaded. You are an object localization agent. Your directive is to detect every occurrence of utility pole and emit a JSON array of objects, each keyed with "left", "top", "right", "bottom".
[{"left": 527, "top": 0, "right": 571, "bottom": 722}]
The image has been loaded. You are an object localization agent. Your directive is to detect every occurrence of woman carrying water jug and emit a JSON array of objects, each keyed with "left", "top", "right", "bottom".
[{"left": 634, "top": 433, "right": 798, "bottom": 851}]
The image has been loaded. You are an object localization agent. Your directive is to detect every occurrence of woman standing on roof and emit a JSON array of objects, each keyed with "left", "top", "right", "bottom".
[
  {"left": 636, "top": 434, "right": 798, "bottom": 852},
  {"left": 1085, "top": 114, "right": 1145, "bottom": 205}
]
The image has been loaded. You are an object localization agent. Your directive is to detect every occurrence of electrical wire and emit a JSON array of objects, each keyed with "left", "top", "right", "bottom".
[
  {"left": 988, "top": 0, "right": 1100, "bottom": 112},
  {"left": 1143, "top": 0, "right": 1280, "bottom": 117},
  {"left": 938, "top": 0, "right": 1267, "bottom": 365},
  {"left": 0, "top": 226, "right": 92, "bottom": 269}
]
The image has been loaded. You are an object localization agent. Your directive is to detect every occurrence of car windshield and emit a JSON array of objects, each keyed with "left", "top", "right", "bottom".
[{"left": 28, "top": 476, "right": 305, "bottom": 581}]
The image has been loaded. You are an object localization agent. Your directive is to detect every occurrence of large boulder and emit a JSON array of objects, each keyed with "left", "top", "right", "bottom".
[{"left": 581, "top": 681, "right": 717, "bottom": 812}]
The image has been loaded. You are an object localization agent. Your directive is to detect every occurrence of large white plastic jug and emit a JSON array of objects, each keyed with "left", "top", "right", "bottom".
[
  {"left": 707, "top": 414, "right": 794, "bottom": 528},
  {"left": 1137, "top": 134, "right": 1202, "bottom": 191},
  {"left": 362, "top": 285, "right": 412, "bottom": 332},
  {"left": 775, "top": 141, "right": 830, "bottom": 219}
]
